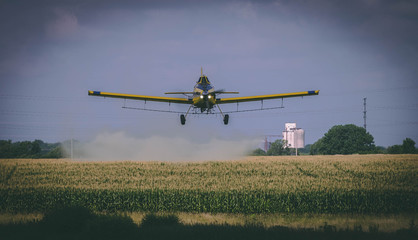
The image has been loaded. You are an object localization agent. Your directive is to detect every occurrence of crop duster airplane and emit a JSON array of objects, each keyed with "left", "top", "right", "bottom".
[{"left": 88, "top": 68, "right": 319, "bottom": 125}]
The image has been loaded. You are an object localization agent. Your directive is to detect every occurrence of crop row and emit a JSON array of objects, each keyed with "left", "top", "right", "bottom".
[
  {"left": 1, "top": 188, "right": 416, "bottom": 214},
  {"left": 2, "top": 155, "right": 417, "bottom": 193}
]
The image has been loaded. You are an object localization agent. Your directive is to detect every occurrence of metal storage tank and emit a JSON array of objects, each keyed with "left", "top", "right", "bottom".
[
  {"left": 283, "top": 130, "right": 294, "bottom": 148},
  {"left": 282, "top": 123, "right": 305, "bottom": 149},
  {"left": 285, "top": 123, "right": 296, "bottom": 131},
  {"left": 293, "top": 129, "right": 305, "bottom": 149}
]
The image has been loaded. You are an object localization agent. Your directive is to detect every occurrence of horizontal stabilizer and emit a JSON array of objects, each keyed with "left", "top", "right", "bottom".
[
  {"left": 165, "top": 92, "right": 194, "bottom": 94},
  {"left": 215, "top": 91, "right": 240, "bottom": 94}
]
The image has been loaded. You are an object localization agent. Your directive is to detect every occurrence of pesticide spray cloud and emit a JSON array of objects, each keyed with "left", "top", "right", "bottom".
[{"left": 65, "top": 130, "right": 260, "bottom": 161}]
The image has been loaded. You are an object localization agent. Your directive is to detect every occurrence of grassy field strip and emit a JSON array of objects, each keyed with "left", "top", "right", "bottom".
[
  {"left": 0, "top": 213, "right": 42, "bottom": 224},
  {"left": 0, "top": 212, "right": 415, "bottom": 233},
  {"left": 173, "top": 212, "right": 417, "bottom": 232}
]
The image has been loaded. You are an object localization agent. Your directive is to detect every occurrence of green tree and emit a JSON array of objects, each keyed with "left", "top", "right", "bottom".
[
  {"left": 0, "top": 140, "right": 64, "bottom": 158},
  {"left": 0, "top": 140, "right": 13, "bottom": 158},
  {"left": 387, "top": 138, "right": 416, "bottom": 154},
  {"left": 309, "top": 138, "right": 323, "bottom": 155},
  {"left": 31, "top": 139, "right": 42, "bottom": 157},
  {"left": 387, "top": 145, "right": 402, "bottom": 154},
  {"left": 44, "top": 146, "right": 63, "bottom": 158},
  {"left": 267, "top": 140, "right": 290, "bottom": 156},
  {"left": 298, "top": 144, "right": 312, "bottom": 155},
  {"left": 310, "top": 124, "right": 375, "bottom": 155},
  {"left": 375, "top": 146, "right": 387, "bottom": 154},
  {"left": 402, "top": 138, "right": 416, "bottom": 154},
  {"left": 16, "top": 141, "right": 33, "bottom": 158},
  {"left": 250, "top": 148, "right": 267, "bottom": 156}
]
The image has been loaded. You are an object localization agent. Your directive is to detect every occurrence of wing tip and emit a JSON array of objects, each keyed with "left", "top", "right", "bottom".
[
  {"left": 308, "top": 90, "right": 320, "bottom": 95},
  {"left": 88, "top": 90, "right": 101, "bottom": 96}
]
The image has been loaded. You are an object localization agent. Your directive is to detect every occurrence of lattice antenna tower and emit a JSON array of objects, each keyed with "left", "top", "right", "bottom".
[{"left": 363, "top": 97, "right": 367, "bottom": 131}]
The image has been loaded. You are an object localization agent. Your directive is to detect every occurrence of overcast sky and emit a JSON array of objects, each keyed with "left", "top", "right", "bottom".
[{"left": 1, "top": 0, "right": 417, "bottom": 150}]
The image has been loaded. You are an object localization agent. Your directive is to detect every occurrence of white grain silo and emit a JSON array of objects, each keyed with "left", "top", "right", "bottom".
[
  {"left": 293, "top": 129, "right": 305, "bottom": 149},
  {"left": 282, "top": 123, "right": 305, "bottom": 155}
]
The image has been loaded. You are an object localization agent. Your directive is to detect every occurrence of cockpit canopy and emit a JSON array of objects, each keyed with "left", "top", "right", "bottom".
[
  {"left": 195, "top": 75, "right": 214, "bottom": 92},
  {"left": 197, "top": 75, "right": 211, "bottom": 85}
]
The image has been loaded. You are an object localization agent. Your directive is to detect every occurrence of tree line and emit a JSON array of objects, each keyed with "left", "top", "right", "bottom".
[
  {"left": 252, "top": 124, "right": 417, "bottom": 156},
  {"left": 0, "top": 140, "right": 62, "bottom": 158},
  {"left": 1, "top": 124, "right": 416, "bottom": 158}
]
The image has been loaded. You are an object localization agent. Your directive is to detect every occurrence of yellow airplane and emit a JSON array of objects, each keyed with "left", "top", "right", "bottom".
[{"left": 88, "top": 68, "right": 319, "bottom": 125}]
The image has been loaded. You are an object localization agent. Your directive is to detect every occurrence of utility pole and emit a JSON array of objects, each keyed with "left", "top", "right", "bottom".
[
  {"left": 264, "top": 136, "right": 268, "bottom": 152},
  {"left": 363, "top": 98, "right": 367, "bottom": 131},
  {"left": 70, "top": 138, "right": 73, "bottom": 160}
]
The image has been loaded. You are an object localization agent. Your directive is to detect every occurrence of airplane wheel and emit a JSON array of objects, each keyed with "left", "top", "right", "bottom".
[
  {"left": 180, "top": 114, "right": 186, "bottom": 125},
  {"left": 223, "top": 114, "right": 229, "bottom": 125}
]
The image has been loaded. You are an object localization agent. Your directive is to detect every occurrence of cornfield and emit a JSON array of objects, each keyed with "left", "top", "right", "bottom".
[{"left": 1, "top": 155, "right": 417, "bottom": 214}]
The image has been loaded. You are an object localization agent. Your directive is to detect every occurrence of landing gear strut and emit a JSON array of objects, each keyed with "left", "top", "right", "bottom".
[
  {"left": 180, "top": 105, "right": 193, "bottom": 125},
  {"left": 216, "top": 104, "right": 229, "bottom": 125}
]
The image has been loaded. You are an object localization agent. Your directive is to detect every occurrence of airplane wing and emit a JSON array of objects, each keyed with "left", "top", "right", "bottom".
[
  {"left": 88, "top": 91, "right": 192, "bottom": 104},
  {"left": 217, "top": 90, "right": 319, "bottom": 104}
]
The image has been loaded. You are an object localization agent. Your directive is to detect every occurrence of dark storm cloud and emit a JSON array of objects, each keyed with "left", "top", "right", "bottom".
[
  {"left": 1, "top": 0, "right": 417, "bottom": 82},
  {"left": 244, "top": 0, "right": 418, "bottom": 83},
  {"left": 286, "top": 0, "right": 418, "bottom": 82},
  {"left": 0, "top": 0, "right": 212, "bottom": 79},
  {"left": 0, "top": 0, "right": 417, "bottom": 146}
]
